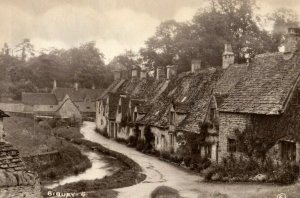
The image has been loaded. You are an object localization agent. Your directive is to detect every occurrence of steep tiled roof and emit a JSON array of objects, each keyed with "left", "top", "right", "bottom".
[
  {"left": 220, "top": 52, "right": 300, "bottom": 114},
  {"left": 215, "top": 64, "right": 248, "bottom": 96},
  {"left": 139, "top": 69, "right": 222, "bottom": 129},
  {"left": 22, "top": 93, "right": 58, "bottom": 105},
  {"left": 53, "top": 88, "right": 103, "bottom": 102}
]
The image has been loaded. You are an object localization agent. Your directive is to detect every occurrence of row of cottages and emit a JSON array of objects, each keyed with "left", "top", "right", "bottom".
[
  {"left": 96, "top": 59, "right": 223, "bottom": 162},
  {"left": 52, "top": 81, "right": 103, "bottom": 118},
  {"left": 0, "top": 92, "right": 81, "bottom": 120},
  {"left": 97, "top": 28, "right": 300, "bottom": 164}
]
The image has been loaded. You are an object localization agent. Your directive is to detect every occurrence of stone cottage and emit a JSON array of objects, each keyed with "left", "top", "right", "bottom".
[{"left": 217, "top": 27, "right": 300, "bottom": 164}]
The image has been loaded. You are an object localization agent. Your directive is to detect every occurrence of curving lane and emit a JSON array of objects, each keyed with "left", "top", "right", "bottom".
[{"left": 80, "top": 121, "right": 298, "bottom": 198}]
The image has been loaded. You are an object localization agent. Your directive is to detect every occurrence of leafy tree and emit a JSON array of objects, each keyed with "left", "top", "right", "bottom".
[
  {"left": 109, "top": 50, "right": 139, "bottom": 71},
  {"left": 15, "top": 38, "right": 35, "bottom": 61},
  {"left": 268, "top": 8, "right": 299, "bottom": 50}
]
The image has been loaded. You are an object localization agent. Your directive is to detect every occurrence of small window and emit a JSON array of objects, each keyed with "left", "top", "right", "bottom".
[
  {"left": 133, "top": 112, "right": 138, "bottom": 122},
  {"left": 50, "top": 105, "right": 53, "bottom": 108},
  {"left": 210, "top": 108, "right": 216, "bottom": 121},
  {"left": 227, "top": 138, "right": 237, "bottom": 153},
  {"left": 87, "top": 106, "right": 90, "bottom": 109},
  {"left": 170, "top": 111, "right": 175, "bottom": 125},
  {"left": 170, "top": 134, "right": 174, "bottom": 147},
  {"left": 205, "top": 145, "right": 212, "bottom": 158},
  {"left": 281, "top": 141, "right": 296, "bottom": 161},
  {"left": 291, "top": 90, "right": 300, "bottom": 105}
]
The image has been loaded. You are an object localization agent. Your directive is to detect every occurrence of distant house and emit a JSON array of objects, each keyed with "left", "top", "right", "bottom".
[
  {"left": 22, "top": 93, "right": 58, "bottom": 115},
  {"left": 52, "top": 82, "right": 103, "bottom": 118},
  {"left": 56, "top": 95, "right": 81, "bottom": 120}
]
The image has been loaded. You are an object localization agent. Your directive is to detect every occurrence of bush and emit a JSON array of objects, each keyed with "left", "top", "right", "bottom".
[
  {"left": 128, "top": 136, "right": 137, "bottom": 147},
  {"left": 204, "top": 156, "right": 300, "bottom": 185},
  {"left": 136, "top": 140, "right": 145, "bottom": 151},
  {"left": 183, "top": 156, "right": 192, "bottom": 167},
  {"left": 273, "top": 163, "right": 300, "bottom": 185}
]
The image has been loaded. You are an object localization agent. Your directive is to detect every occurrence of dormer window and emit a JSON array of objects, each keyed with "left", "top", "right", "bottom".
[
  {"left": 210, "top": 108, "right": 216, "bottom": 121},
  {"left": 170, "top": 111, "right": 175, "bottom": 125}
]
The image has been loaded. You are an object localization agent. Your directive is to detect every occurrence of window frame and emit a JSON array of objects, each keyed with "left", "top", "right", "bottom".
[{"left": 227, "top": 138, "right": 237, "bottom": 153}]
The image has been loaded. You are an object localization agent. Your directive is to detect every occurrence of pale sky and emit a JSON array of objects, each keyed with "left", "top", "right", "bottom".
[{"left": 0, "top": 0, "right": 299, "bottom": 62}]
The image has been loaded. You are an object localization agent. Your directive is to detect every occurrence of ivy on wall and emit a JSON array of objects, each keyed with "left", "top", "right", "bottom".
[{"left": 235, "top": 102, "right": 300, "bottom": 160}]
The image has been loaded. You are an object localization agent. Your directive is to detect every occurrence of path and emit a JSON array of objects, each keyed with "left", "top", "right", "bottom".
[{"left": 81, "top": 122, "right": 299, "bottom": 198}]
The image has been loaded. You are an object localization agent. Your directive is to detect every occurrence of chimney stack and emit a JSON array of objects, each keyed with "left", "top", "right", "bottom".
[
  {"left": 53, "top": 79, "right": 57, "bottom": 90},
  {"left": 156, "top": 66, "right": 166, "bottom": 80},
  {"left": 222, "top": 44, "right": 235, "bottom": 69},
  {"left": 140, "top": 68, "right": 147, "bottom": 79},
  {"left": 74, "top": 82, "right": 79, "bottom": 91},
  {"left": 166, "top": 65, "right": 177, "bottom": 80},
  {"left": 284, "top": 27, "right": 300, "bottom": 53},
  {"left": 131, "top": 65, "right": 140, "bottom": 81},
  {"left": 191, "top": 59, "right": 201, "bottom": 73}
]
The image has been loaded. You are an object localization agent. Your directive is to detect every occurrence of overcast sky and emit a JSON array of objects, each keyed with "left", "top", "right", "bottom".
[{"left": 0, "top": 0, "right": 299, "bottom": 62}]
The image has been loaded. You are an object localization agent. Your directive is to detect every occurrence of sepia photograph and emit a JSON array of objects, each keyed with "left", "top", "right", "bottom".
[{"left": 0, "top": 0, "right": 299, "bottom": 197}]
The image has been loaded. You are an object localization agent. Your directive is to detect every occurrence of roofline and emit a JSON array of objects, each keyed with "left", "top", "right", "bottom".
[
  {"left": 282, "top": 71, "right": 300, "bottom": 113},
  {"left": 219, "top": 71, "right": 300, "bottom": 115}
]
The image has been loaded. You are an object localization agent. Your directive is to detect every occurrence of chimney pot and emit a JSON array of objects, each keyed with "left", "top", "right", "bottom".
[
  {"left": 156, "top": 66, "right": 166, "bottom": 80},
  {"left": 285, "top": 27, "right": 300, "bottom": 53},
  {"left": 74, "top": 82, "right": 79, "bottom": 91},
  {"left": 166, "top": 65, "right": 177, "bottom": 79},
  {"left": 140, "top": 69, "right": 147, "bottom": 79},
  {"left": 53, "top": 80, "right": 57, "bottom": 90},
  {"left": 191, "top": 59, "right": 201, "bottom": 73}
]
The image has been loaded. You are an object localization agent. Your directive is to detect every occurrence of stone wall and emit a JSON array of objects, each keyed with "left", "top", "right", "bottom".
[
  {"left": 218, "top": 112, "right": 251, "bottom": 160},
  {"left": 0, "top": 141, "right": 41, "bottom": 196}
]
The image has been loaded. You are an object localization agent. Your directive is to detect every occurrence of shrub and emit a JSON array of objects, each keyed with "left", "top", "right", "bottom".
[
  {"left": 273, "top": 163, "right": 300, "bottom": 185},
  {"left": 128, "top": 136, "right": 137, "bottom": 147},
  {"left": 183, "top": 156, "right": 192, "bottom": 167},
  {"left": 136, "top": 140, "right": 145, "bottom": 151},
  {"left": 204, "top": 156, "right": 300, "bottom": 185}
]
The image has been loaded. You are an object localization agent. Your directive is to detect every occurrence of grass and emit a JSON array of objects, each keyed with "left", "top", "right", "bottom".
[
  {"left": 4, "top": 116, "right": 91, "bottom": 182},
  {"left": 38, "top": 143, "right": 92, "bottom": 181},
  {"left": 4, "top": 117, "right": 61, "bottom": 156},
  {"left": 53, "top": 126, "right": 83, "bottom": 140}
]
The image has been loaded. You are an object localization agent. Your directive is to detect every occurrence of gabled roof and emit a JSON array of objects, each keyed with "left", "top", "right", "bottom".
[
  {"left": 22, "top": 93, "right": 58, "bottom": 105},
  {"left": 53, "top": 88, "right": 103, "bottom": 102},
  {"left": 55, "top": 94, "right": 79, "bottom": 113},
  {"left": 220, "top": 52, "right": 300, "bottom": 115}
]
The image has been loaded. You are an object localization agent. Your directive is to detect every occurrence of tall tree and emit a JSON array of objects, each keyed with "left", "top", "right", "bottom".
[{"left": 15, "top": 39, "right": 35, "bottom": 61}]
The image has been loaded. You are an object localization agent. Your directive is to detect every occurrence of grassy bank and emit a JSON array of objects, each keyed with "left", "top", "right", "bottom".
[{"left": 4, "top": 116, "right": 91, "bottom": 182}]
